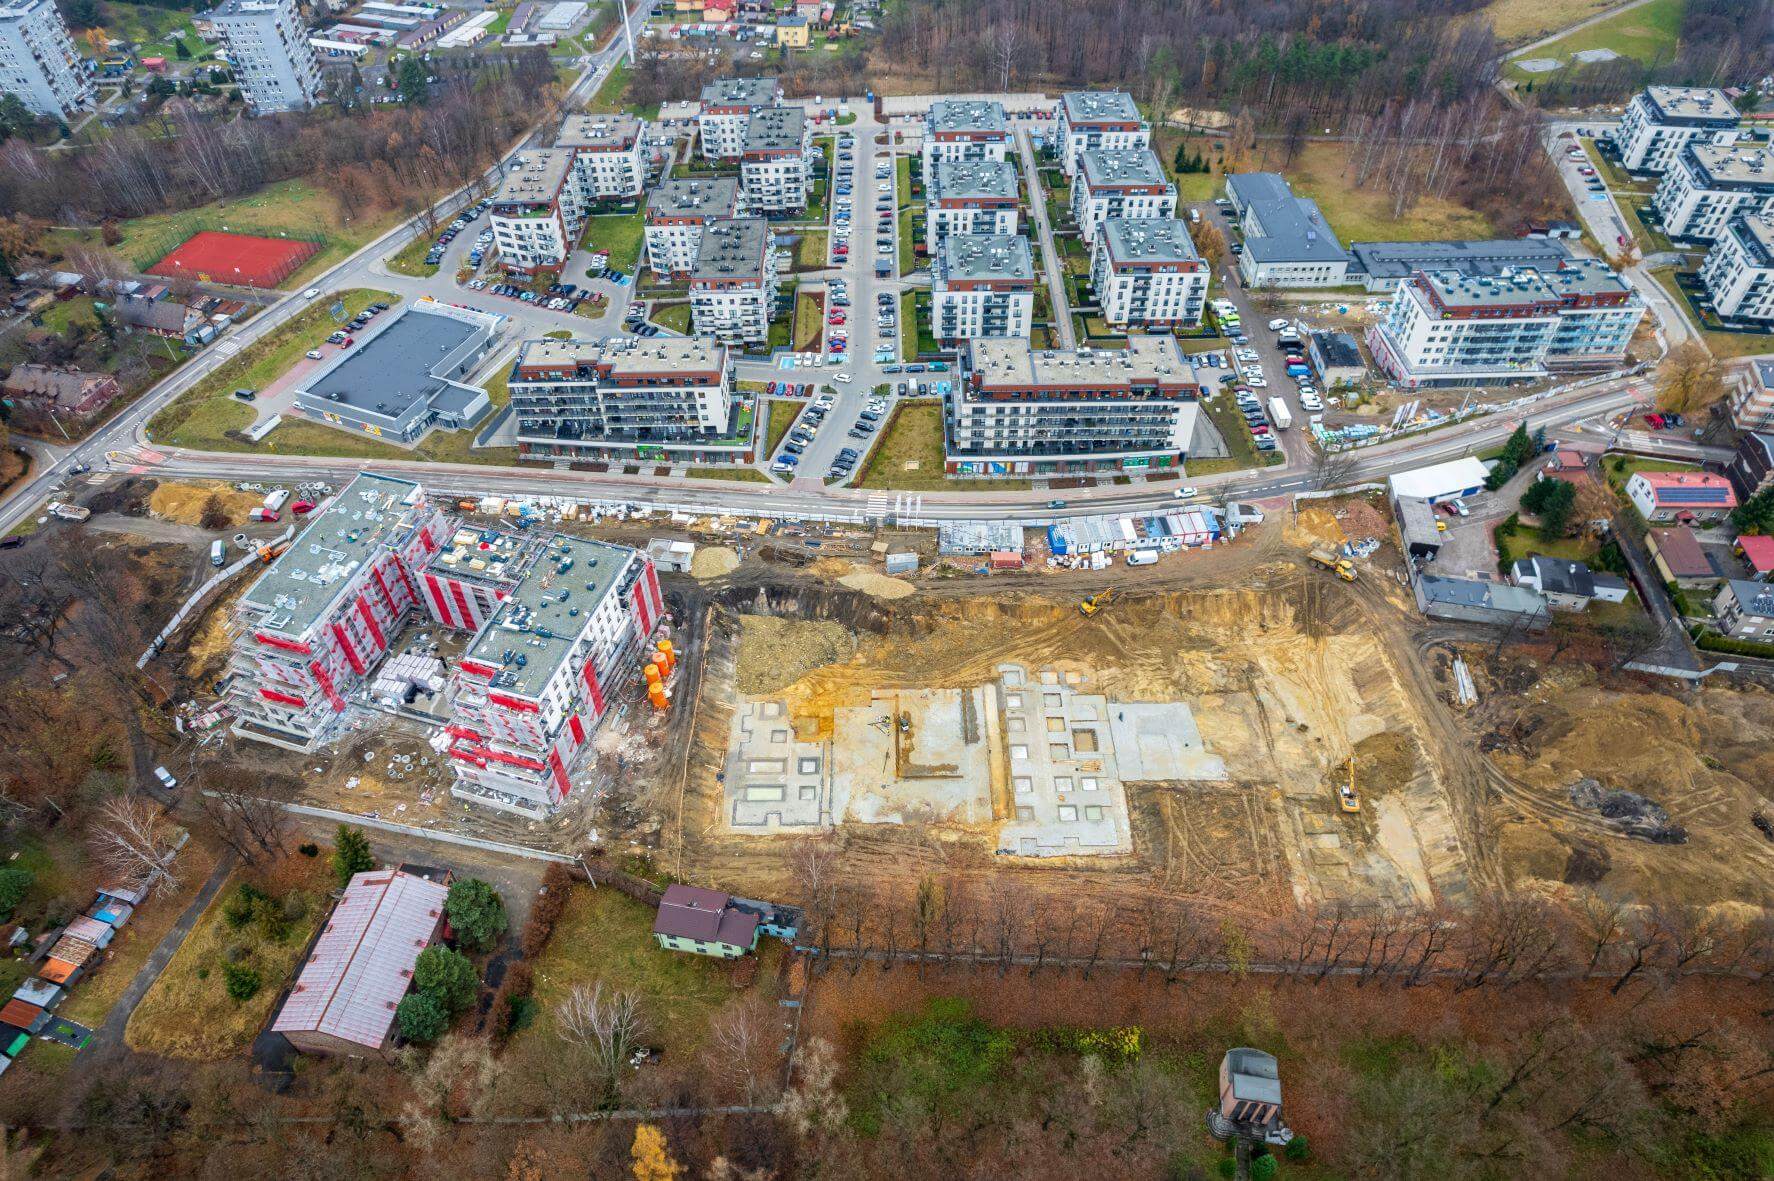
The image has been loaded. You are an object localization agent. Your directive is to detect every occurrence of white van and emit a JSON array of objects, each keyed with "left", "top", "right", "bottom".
[
  {"left": 153, "top": 766, "right": 178, "bottom": 790},
  {"left": 1126, "top": 549, "right": 1159, "bottom": 567}
]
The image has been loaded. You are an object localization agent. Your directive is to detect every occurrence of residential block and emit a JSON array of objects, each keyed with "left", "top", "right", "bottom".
[
  {"left": 1089, "top": 217, "right": 1207, "bottom": 328},
  {"left": 1056, "top": 90, "right": 1149, "bottom": 177},
  {"left": 556, "top": 112, "right": 647, "bottom": 201},
  {"left": 211, "top": 0, "right": 322, "bottom": 113},
  {"left": 1699, "top": 211, "right": 1774, "bottom": 324},
  {"left": 925, "top": 159, "right": 1019, "bottom": 251},
  {"left": 1652, "top": 143, "right": 1774, "bottom": 242},
  {"left": 740, "top": 106, "right": 813, "bottom": 215},
  {"left": 689, "top": 217, "right": 778, "bottom": 344},
  {"left": 0, "top": 0, "right": 92, "bottom": 121},
  {"left": 645, "top": 176, "right": 739, "bottom": 278},
  {"left": 698, "top": 75, "right": 781, "bottom": 162},
  {"left": 931, "top": 234, "right": 1034, "bottom": 343},
  {"left": 1616, "top": 85, "right": 1741, "bottom": 175},
  {"left": 1071, "top": 149, "right": 1176, "bottom": 246},
  {"left": 489, "top": 149, "right": 587, "bottom": 275},
  {"left": 922, "top": 99, "right": 1011, "bottom": 172}
]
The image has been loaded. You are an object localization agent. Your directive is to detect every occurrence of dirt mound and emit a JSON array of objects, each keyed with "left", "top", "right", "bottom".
[
  {"left": 838, "top": 569, "right": 916, "bottom": 600},
  {"left": 149, "top": 480, "right": 261, "bottom": 528},
  {"left": 1568, "top": 778, "right": 1687, "bottom": 844},
  {"left": 735, "top": 615, "right": 856, "bottom": 695},
  {"left": 1328, "top": 730, "right": 1418, "bottom": 800},
  {"left": 692, "top": 546, "right": 741, "bottom": 580}
]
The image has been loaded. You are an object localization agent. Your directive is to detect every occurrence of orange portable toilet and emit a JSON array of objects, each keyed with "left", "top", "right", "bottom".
[
  {"left": 659, "top": 638, "right": 675, "bottom": 660},
  {"left": 653, "top": 647, "right": 673, "bottom": 676}
]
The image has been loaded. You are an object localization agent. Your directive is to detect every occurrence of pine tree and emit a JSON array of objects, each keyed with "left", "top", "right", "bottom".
[{"left": 330, "top": 825, "right": 375, "bottom": 889}]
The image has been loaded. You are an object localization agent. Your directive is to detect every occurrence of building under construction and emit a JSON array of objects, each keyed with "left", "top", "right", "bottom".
[{"left": 225, "top": 473, "right": 664, "bottom": 817}]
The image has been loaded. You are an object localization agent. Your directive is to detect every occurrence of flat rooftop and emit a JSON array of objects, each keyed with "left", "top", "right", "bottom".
[
  {"left": 1645, "top": 85, "right": 1739, "bottom": 124},
  {"left": 1349, "top": 237, "right": 1570, "bottom": 281},
  {"left": 927, "top": 98, "right": 1008, "bottom": 136},
  {"left": 1729, "top": 211, "right": 1774, "bottom": 264},
  {"left": 303, "top": 305, "right": 488, "bottom": 421},
  {"left": 1684, "top": 142, "right": 1774, "bottom": 188},
  {"left": 647, "top": 176, "right": 738, "bottom": 220},
  {"left": 462, "top": 533, "right": 634, "bottom": 698},
  {"left": 1418, "top": 268, "right": 1558, "bottom": 311},
  {"left": 556, "top": 112, "right": 642, "bottom": 150},
  {"left": 1060, "top": 90, "right": 1141, "bottom": 125},
  {"left": 744, "top": 105, "right": 805, "bottom": 153},
  {"left": 429, "top": 525, "right": 552, "bottom": 591},
  {"left": 700, "top": 76, "right": 778, "bottom": 107},
  {"left": 939, "top": 234, "right": 1033, "bottom": 282},
  {"left": 210, "top": 0, "right": 284, "bottom": 17},
  {"left": 929, "top": 159, "right": 1017, "bottom": 203},
  {"left": 515, "top": 332, "right": 727, "bottom": 379},
  {"left": 1543, "top": 258, "right": 1635, "bottom": 299},
  {"left": 242, "top": 473, "right": 428, "bottom": 639},
  {"left": 1101, "top": 217, "right": 1200, "bottom": 265},
  {"left": 968, "top": 335, "right": 1195, "bottom": 391},
  {"left": 691, "top": 217, "right": 770, "bottom": 282},
  {"left": 1079, "top": 148, "right": 1168, "bottom": 189},
  {"left": 494, "top": 149, "right": 573, "bottom": 205}
]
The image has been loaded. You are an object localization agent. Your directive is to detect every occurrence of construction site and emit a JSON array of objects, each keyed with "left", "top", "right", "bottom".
[{"left": 23, "top": 475, "right": 1774, "bottom": 927}]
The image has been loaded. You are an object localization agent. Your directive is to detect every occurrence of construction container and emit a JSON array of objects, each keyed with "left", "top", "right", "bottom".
[
  {"left": 653, "top": 648, "right": 673, "bottom": 676},
  {"left": 989, "top": 550, "right": 1024, "bottom": 570},
  {"left": 643, "top": 663, "right": 661, "bottom": 684},
  {"left": 262, "top": 489, "right": 290, "bottom": 513},
  {"left": 648, "top": 685, "right": 669, "bottom": 711},
  {"left": 884, "top": 552, "right": 919, "bottom": 575}
]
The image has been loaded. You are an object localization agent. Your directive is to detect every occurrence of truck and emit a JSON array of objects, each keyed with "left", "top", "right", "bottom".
[
  {"left": 1308, "top": 548, "right": 1357, "bottom": 582},
  {"left": 262, "top": 488, "right": 290, "bottom": 513},
  {"left": 45, "top": 502, "right": 89, "bottom": 522},
  {"left": 210, "top": 539, "right": 226, "bottom": 567},
  {"left": 1267, "top": 397, "right": 1293, "bottom": 430},
  {"left": 250, "top": 507, "right": 280, "bottom": 523}
]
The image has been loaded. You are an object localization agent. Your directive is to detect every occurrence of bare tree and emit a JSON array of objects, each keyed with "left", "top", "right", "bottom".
[
  {"left": 1309, "top": 442, "right": 1362, "bottom": 491},
  {"left": 88, "top": 796, "right": 184, "bottom": 897},
  {"left": 711, "top": 995, "right": 774, "bottom": 1104},
  {"left": 988, "top": 22, "right": 1024, "bottom": 91},
  {"left": 555, "top": 982, "right": 648, "bottom": 1104},
  {"left": 198, "top": 792, "right": 291, "bottom": 866}
]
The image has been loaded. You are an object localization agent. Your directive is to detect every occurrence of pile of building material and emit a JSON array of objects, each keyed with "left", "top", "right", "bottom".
[
  {"left": 1568, "top": 778, "right": 1687, "bottom": 844},
  {"left": 370, "top": 653, "right": 446, "bottom": 705},
  {"left": 1450, "top": 655, "right": 1477, "bottom": 708}
]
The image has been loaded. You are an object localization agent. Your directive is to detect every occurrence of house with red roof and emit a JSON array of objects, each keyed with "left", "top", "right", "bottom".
[
  {"left": 1735, "top": 533, "right": 1774, "bottom": 579},
  {"left": 1625, "top": 470, "right": 1737, "bottom": 523}
]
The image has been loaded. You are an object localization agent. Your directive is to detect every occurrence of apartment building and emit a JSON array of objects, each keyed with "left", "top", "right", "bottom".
[
  {"left": 1055, "top": 90, "right": 1149, "bottom": 177},
  {"left": 948, "top": 336, "right": 1202, "bottom": 477},
  {"left": 1616, "top": 85, "right": 1741, "bottom": 175},
  {"left": 557, "top": 112, "right": 647, "bottom": 202},
  {"left": 645, "top": 177, "right": 738, "bottom": 279},
  {"left": 1071, "top": 149, "right": 1176, "bottom": 246},
  {"left": 211, "top": 0, "right": 322, "bottom": 113},
  {"left": 931, "top": 234, "right": 1034, "bottom": 343},
  {"left": 1225, "top": 172, "right": 1350, "bottom": 288},
  {"left": 0, "top": 0, "right": 91, "bottom": 121},
  {"left": 509, "top": 334, "right": 751, "bottom": 466},
  {"left": 1726, "top": 421, "right": 1774, "bottom": 501},
  {"left": 1652, "top": 143, "right": 1774, "bottom": 242},
  {"left": 689, "top": 218, "right": 778, "bottom": 344},
  {"left": 1712, "top": 580, "right": 1774, "bottom": 640},
  {"left": 1699, "top": 211, "right": 1774, "bottom": 324},
  {"left": 226, "top": 474, "right": 448, "bottom": 752},
  {"left": 1542, "top": 258, "right": 1647, "bottom": 367},
  {"left": 1346, "top": 238, "right": 1573, "bottom": 294},
  {"left": 1728, "top": 357, "right": 1774, "bottom": 433},
  {"left": 1088, "top": 217, "right": 1208, "bottom": 328},
  {"left": 698, "top": 75, "right": 781, "bottom": 162},
  {"left": 925, "top": 160, "right": 1019, "bottom": 251},
  {"left": 443, "top": 533, "right": 661, "bottom": 817},
  {"left": 921, "top": 99, "right": 1010, "bottom": 172},
  {"left": 489, "top": 149, "right": 587, "bottom": 275},
  {"left": 740, "top": 106, "right": 813, "bottom": 215}
]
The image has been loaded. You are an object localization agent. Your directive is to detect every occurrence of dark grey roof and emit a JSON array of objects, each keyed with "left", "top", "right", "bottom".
[
  {"left": 691, "top": 217, "right": 769, "bottom": 281},
  {"left": 304, "top": 306, "right": 485, "bottom": 420},
  {"left": 1516, "top": 554, "right": 1596, "bottom": 598},
  {"left": 1244, "top": 198, "right": 1347, "bottom": 264},
  {"left": 1311, "top": 330, "right": 1362, "bottom": 368},
  {"left": 1060, "top": 90, "right": 1141, "bottom": 125},
  {"left": 938, "top": 234, "right": 1033, "bottom": 282},
  {"left": 647, "top": 176, "right": 739, "bottom": 220},
  {"left": 1724, "top": 578, "right": 1774, "bottom": 618},
  {"left": 1079, "top": 148, "right": 1168, "bottom": 189},
  {"left": 1348, "top": 238, "right": 1571, "bottom": 282},
  {"left": 1100, "top": 218, "right": 1199, "bottom": 265},
  {"left": 744, "top": 105, "right": 805, "bottom": 153},
  {"left": 1226, "top": 172, "right": 1293, "bottom": 206},
  {"left": 700, "top": 76, "right": 779, "bottom": 107},
  {"left": 929, "top": 159, "right": 1017, "bottom": 203},
  {"left": 927, "top": 99, "right": 1008, "bottom": 135}
]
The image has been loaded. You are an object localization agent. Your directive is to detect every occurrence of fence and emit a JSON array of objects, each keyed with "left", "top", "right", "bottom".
[
  {"left": 125, "top": 217, "right": 329, "bottom": 278},
  {"left": 137, "top": 524, "right": 294, "bottom": 669}
]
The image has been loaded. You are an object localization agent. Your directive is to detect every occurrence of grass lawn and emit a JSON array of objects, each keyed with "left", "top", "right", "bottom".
[
  {"left": 899, "top": 290, "right": 918, "bottom": 359},
  {"left": 794, "top": 230, "right": 829, "bottom": 270},
  {"left": 1495, "top": 520, "right": 1599, "bottom": 569},
  {"left": 125, "top": 851, "right": 331, "bottom": 1059},
  {"left": 1502, "top": 0, "right": 1683, "bottom": 80},
  {"left": 898, "top": 204, "right": 922, "bottom": 275},
  {"left": 793, "top": 290, "right": 824, "bottom": 353},
  {"left": 856, "top": 400, "right": 1029, "bottom": 491},
  {"left": 147, "top": 288, "right": 398, "bottom": 447},
  {"left": 1602, "top": 452, "right": 1699, "bottom": 494},
  {"left": 36, "top": 296, "right": 99, "bottom": 336},
  {"left": 57, "top": 839, "right": 222, "bottom": 1028},
  {"left": 767, "top": 397, "right": 807, "bottom": 454},
  {"left": 505, "top": 886, "right": 778, "bottom": 1073},
  {"left": 1647, "top": 268, "right": 1774, "bottom": 361},
  {"left": 580, "top": 209, "right": 645, "bottom": 273},
  {"left": 1173, "top": 170, "right": 1223, "bottom": 203},
  {"left": 688, "top": 465, "right": 771, "bottom": 482},
  {"left": 46, "top": 179, "right": 401, "bottom": 290},
  {"left": 385, "top": 231, "right": 442, "bottom": 279},
  {"left": 1192, "top": 392, "right": 1285, "bottom": 475},
  {"left": 767, "top": 304, "right": 793, "bottom": 352},
  {"left": 1478, "top": 0, "right": 1621, "bottom": 45},
  {"left": 1278, "top": 141, "right": 1495, "bottom": 244},
  {"left": 896, "top": 154, "right": 913, "bottom": 208},
  {"left": 651, "top": 302, "right": 693, "bottom": 334},
  {"left": 584, "top": 59, "right": 658, "bottom": 119}
]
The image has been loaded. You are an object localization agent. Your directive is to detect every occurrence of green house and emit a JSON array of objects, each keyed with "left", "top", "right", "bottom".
[{"left": 651, "top": 884, "right": 762, "bottom": 958}]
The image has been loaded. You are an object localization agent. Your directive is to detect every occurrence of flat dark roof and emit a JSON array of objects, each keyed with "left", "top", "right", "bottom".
[{"left": 306, "top": 307, "right": 482, "bottom": 419}]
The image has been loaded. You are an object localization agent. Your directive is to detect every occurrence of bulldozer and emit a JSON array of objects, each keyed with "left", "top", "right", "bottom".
[{"left": 1079, "top": 588, "right": 1116, "bottom": 617}]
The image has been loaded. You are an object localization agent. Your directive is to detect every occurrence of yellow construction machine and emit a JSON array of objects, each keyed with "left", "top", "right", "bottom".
[{"left": 1079, "top": 588, "right": 1116, "bottom": 617}]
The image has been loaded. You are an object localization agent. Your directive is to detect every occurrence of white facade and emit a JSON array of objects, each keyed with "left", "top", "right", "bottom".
[
  {"left": 645, "top": 177, "right": 738, "bottom": 278},
  {"left": 690, "top": 218, "right": 778, "bottom": 344},
  {"left": 1089, "top": 218, "right": 1207, "bottom": 328},
  {"left": 925, "top": 159, "right": 1019, "bottom": 252},
  {"left": 1056, "top": 90, "right": 1150, "bottom": 177},
  {"left": 509, "top": 336, "right": 736, "bottom": 463},
  {"left": 931, "top": 235, "right": 1033, "bottom": 343},
  {"left": 1369, "top": 272, "right": 1560, "bottom": 388},
  {"left": 739, "top": 107, "right": 812, "bottom": 214},
  {"left": 0, "top": 0, "right": 91, "bottom": 121},
  {"left": 921, "top": 99, "right": 1011, "bottom": 173},
  {"left": 1071, "top": 149, "right": 1177, "bottom": 247},
  {"left": 698, "top": 76, "right": 781, "bottom": 161},
  {"left": 1616, "top": 85, "right": 1741, "bottom": 175},
  {"left": 489, "top": 150, "right": 587, "bottom": 274},
  {"left": 1651, "top": 143, "right": 1774, "bottom": 242},
  {"left": 212, "top": 0, "right": 322, "bottom": 113},
  {"left": 1700, "top": 212, "right": 1774, "bottom": 324},
  {"left": 559, "top": 114, "right": 647, "bottom": 201}
]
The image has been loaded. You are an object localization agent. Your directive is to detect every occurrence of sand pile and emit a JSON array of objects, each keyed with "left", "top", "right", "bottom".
[
  {"left": 691, "top": 546, "right": 741, "bottom": 580},
  {"left": 149, "top": 480, "right": 261, "bottom": 527},
  {"left": 736, "top": 615, "right": 856, "bottom": 694},
  {"left": 839, "top": 569, "right": 916, "bottom": 600},
  {"left": 1330, "top": 730, "right": 1418, "bottom": 800}
]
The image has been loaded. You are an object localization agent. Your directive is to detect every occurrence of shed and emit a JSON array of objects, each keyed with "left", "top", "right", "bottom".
[
  {"left": 97, "top": 884, "right": 146, "bottom": 907},
  {"left": 1393, "top": 496, "right": 1443, "bottom": 560},
  {"left": 0, "top": 1024, "right": 29, "bottom": 1058},
  {"left": 40, "top": 935, "right": 98, "bottom": 984},
  {"left": 645, "top": 538, "right": 697, "bottom": 573},
  {"left": 1736, "top": 533, "right": 1774, "bottom": 579},
  {"left": 63, "top": 915, "right": 114, "bottom": 949},
  {"left": 89, "top": 900, "right": 134, "bottom": 928},
  {"left": 1387, "top": 457, "right": 1490, "bottom": 504},
  {"left": 1646, "top": 527, "right": 1718, "bottom": 586},
  {"left": 0, "top": 1000, "right": 47, "bottom": 1035},
  {"left": 883, "top": 552, "right": 919, "bottom": 575},
  {"left": 12, "top": 978, "right": 61, "bottom": 1011}
]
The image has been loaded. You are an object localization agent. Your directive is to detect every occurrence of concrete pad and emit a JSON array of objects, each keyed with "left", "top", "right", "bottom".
[
  {"left": 1513, "top": 57, "right": 1563, "bottom": 73},
  {"left": 1571, "top": 48, "right": 1619, "bottom": 63},
  {"left": 1108, "top": 702, "right": 1228, "bottom": 781}
]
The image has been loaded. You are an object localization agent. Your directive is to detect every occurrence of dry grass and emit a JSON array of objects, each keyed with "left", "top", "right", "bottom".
[
  {"left": 1270, "top": 142, "right": 1496, "bottom": 245},
  {"left": 124, "top": 850, "right": 331, "bottom": 1059},
  {"left": 1474, "top": 0, "right": 1619, "bottom": 45}
]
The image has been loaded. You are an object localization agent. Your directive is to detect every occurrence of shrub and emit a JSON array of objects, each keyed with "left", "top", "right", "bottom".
[
  {"left": 0, "top": 867, "right": 34, "bottom": 921},
  {"left": 1216, "top": 1160, "right": 1236, "bottom": 1179},
  {"left": 298, "top": 843, "right": 319, "bottom": 858},
  {"left": 1695, "top": 631, "right": 1774, "bottom": 658},
  {"left": 445, "top": 878, "right": 508, "bottom": 953},
  {"left": 330, "top": 825, "right": 374, "bottom": 889},
  {"left": 396, "top": 992, "right": 448, "bottom": 1044},
  {"left": 1250, "top": 1155, "right": 1278, "bottom": 1181},
  {"left": 1284, "top": 1135, "right": 1311, "bottom": 1162},
  {"left": 222, "top": 941, "right": 251, "bottom": 964},
  {"left": 223, "top": 883, "right": 269, "bottom": 929},
  {"left": 222, "top": 962, "right": 261, "bottom": 1002},
  {"left": 521, "top": 864, "right": 573, "bottom": 957}
]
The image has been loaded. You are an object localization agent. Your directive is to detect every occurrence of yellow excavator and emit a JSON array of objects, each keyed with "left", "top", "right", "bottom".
[
  {"left": 1338, "top": 757, "right": 1361, "bottom": 814},
  {"left": 1079, "top": 588, "right": 1116, "bottom": 617}
]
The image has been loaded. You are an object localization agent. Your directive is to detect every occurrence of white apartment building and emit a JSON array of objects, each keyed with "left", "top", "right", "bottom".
[
  {"left": 740, "top": 106, "right": 812, "bottom": 215},
  {"left": 0, "top": 0, "right": 91, "bottom": 121},
  {"left": 1542, "top": 258, "right": 1647, "bottom": 367},
  {"left": 1056, "top": 90, "right": 1149, "bottom": 177},
  {"left": 557, "top": 112, "right": 647, "bottom": 202},
  {"left": 1652, "top": 143, "right": 1774, "bottom": 242},
  {"left": 212, "top": 0, "right": 322, "bottom": 113},
  {"left": 690, "top": 218, "right": 778, "bottom": 344},
  {"left": 1225, "top": 172, "right": 1350, "bottom": 288},
  {"left": 698, "top": 75, "right": 781, "bottom": 162},
  {"left": 948, "top": 336, "right": 1202, "bottom": 477},
  {"left": 1070, "top": 149, "right": 1176, "bottom": 245},
  {"left": 645, "top": 176, "right": 738, "bottom": 279},
  {"left": 509, "top": 335, "right": 746, "bottom": 466},
  {"left": 931, "top": 234, "right": 1034, "bottom": 344},
  {"left": 1699, "top": 211, "right": 1774, "bottom": 324},
  {"left": 1616, "top": 85, "right": 1741, "bottom": 175},
  {"left": 922, "top": 99, "right": 1010, "bottom": 173},
  {"left": 489, "top": 149, "right": 587, "bottom": 275},
  {"left": 925, "top": 160, "right": 1019, "bottom": 251},
  {"left": 1089, "top": 218, "right": 1208, "bottom": 328},
  {"left": 1729, "top": 357, "right": 1774, "bottom": 433}
]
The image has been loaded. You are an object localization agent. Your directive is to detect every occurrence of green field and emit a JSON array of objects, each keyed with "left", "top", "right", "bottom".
[
  {"left": 899, "top": 290, "right": 917, "bottom": 360},
  {"left": 1648, "top": 268, "right": 1774, "bottom": 361},
  {"left": 384, "top": 232, "right": 442, "bottom": 279},
  {"left": 579, "top": 210, "right": 645, "bottom": 272},
  {"left": 1504, "top": 0, "right": 1684, "bottom": 82},
  {"left": 794, "top": 231, "right": 829, "bottom": 270},
  {"left": 766, "top": 398, "right": 807, "bottom": 454},
  {"left": 687, "top": 465, "right": 770, "bottom": 482},
  {"left": 855, "top": 400, "right": 1028, "bottom": 491},
  {"left": 650, "top": 302, "right": 692, "bottom": 334},
  {"left": 1189, "top": 392, "right": 1286, "bottom": 476},
  {"left": 792, "top": 290, "right": 823, "bottom": 353},
  {"left": 1478, "top": 0, "right": 1623, "bottom": 45}
]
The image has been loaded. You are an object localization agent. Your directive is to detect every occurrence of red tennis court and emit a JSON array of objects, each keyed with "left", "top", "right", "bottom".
[{"left": 146, "top": 231, "right": 320, "bottom": 288}]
